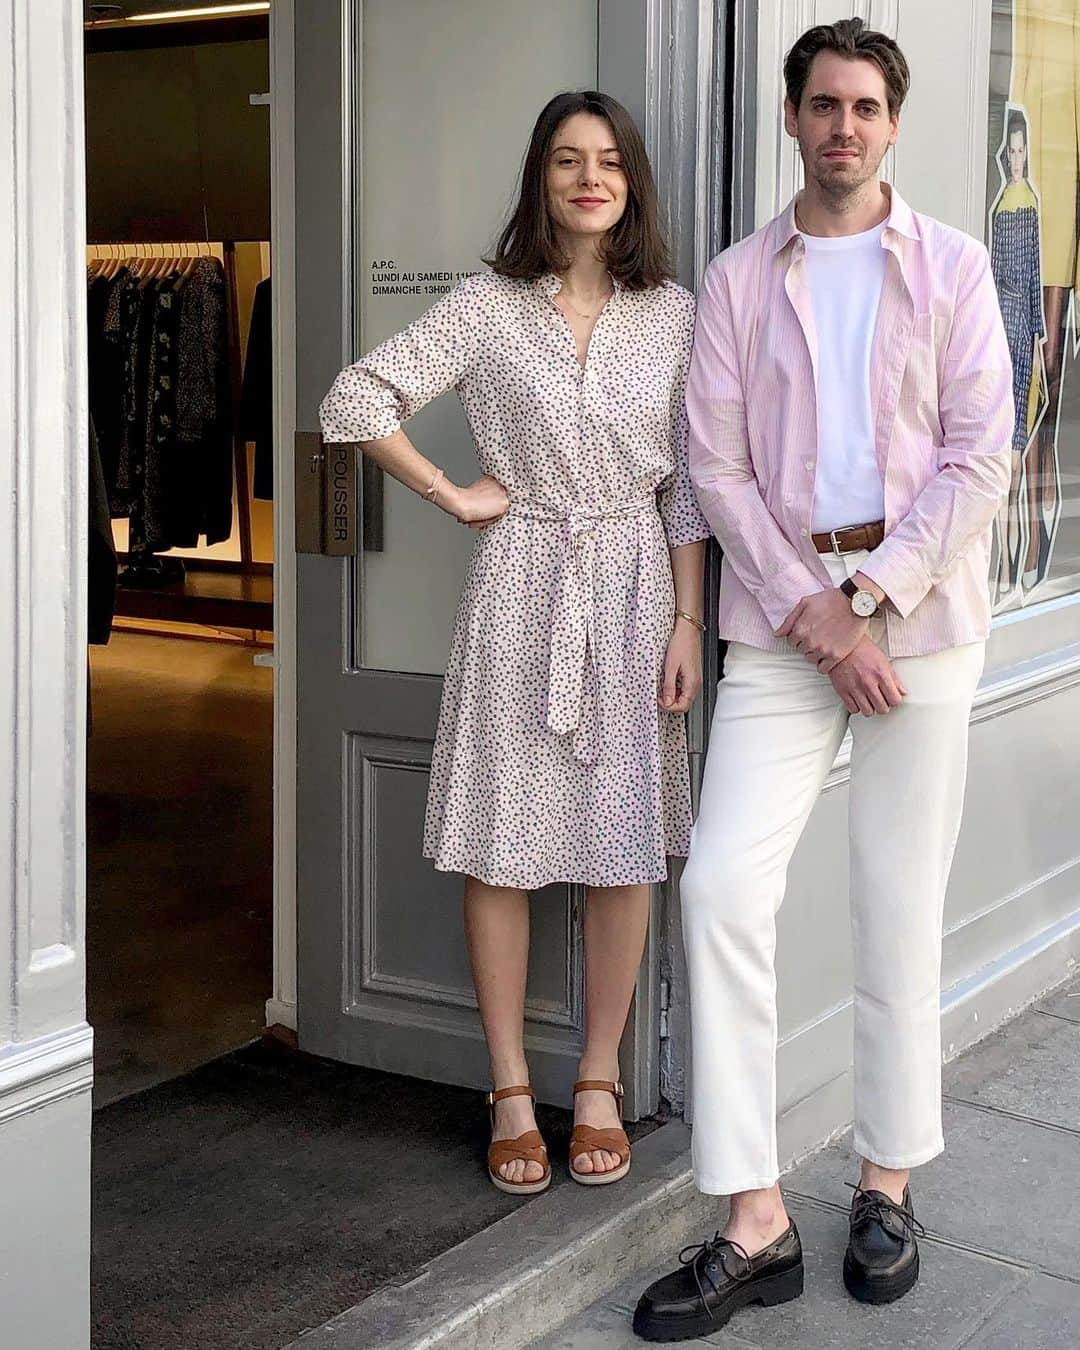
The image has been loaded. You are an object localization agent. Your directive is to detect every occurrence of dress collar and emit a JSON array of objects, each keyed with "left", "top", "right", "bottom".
[{"left": 535, "top": 271, "right": 625, "bottom": 300}]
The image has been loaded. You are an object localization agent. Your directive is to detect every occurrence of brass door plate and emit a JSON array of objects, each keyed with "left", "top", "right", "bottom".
[{"left": 295, "top": 431, "right": 358, "bottom": 555}]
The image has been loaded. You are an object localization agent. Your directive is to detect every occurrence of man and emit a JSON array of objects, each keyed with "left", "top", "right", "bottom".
[{"left": 633, "top": 18, "right": 1012, "bottom": 1343}]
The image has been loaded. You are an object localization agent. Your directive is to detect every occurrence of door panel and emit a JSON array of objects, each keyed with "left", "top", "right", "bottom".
[
  {"left": 295, "top": 0, "right": 655, "bottom": 1111},
  {"left": 356, "top": 0, "right": 598, "bottom": 673}
]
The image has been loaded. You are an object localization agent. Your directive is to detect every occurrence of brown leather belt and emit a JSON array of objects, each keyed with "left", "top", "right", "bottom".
[{"left": 812, "top": 520, "right": 885, "bottom": 555}]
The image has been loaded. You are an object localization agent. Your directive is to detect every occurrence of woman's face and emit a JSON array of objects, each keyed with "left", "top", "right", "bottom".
[
  {"left": 1008, "top": 128, "right": 1026, "bottom": 185},
  {"left": 545, "top": 112, "right": 628, "bottom": 246}
]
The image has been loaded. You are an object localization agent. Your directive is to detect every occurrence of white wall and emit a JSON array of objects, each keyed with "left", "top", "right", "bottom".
[
  {"left": 0, "top": 2, "right": 92, "bottom": 1345},
  {"left": 723, "top": 0, "right": 1080, "bottom": 1161}
]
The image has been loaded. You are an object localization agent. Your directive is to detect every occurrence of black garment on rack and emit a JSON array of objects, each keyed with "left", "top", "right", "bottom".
[
  {"left": 88, "top": 417, "right": 117, "bottom": 645},
  {"left": 91, "top": 256, "right": 234, "bottom": 562},
  {"left": 142, "top": 276, "right": 182, "bottom": 552},
  {"left": 87, "top": 271, "right": 126, "bottom": 505},
  {"left": 174, "top": 257, "right": 233, "bottom": 546},
  {"left": 240, "top": 276, "right": 273, "bottom": 500},
  {"left": 106, "top": 270, "right": 155, "bottom": 532}
]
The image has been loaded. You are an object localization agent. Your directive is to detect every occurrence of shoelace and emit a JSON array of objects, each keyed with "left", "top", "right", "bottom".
[
  {"left": 846, "top": 1182, "right": 927, "bottom": 1240},
  {"left": 678, "top": 1232, "right": 754, "bottom": 1319}
]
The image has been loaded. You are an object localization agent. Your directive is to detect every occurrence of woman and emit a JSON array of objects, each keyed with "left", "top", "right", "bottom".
[
  {"left": 320, "top": 91, "right": 709, "bottom": 1195},
  {"left": 989, "top": 107, "right": 1045, "bottom": 601}
]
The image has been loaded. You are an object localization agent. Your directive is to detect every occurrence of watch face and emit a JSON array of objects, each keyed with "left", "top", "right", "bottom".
[{"left": 852, "top": 590, "right": 878, "bottom": 618}]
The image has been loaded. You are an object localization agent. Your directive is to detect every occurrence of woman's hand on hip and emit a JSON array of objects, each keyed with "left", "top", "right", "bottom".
[
  {"left": 659, "top": 621, "right": 703, "bottom": 714},
  {"left": 443, "top": 475, "right": 510, "bottom": 528}
]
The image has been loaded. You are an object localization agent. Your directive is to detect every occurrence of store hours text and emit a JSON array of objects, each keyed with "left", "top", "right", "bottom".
[{"left": 370, "top": 261, "right": 477, "bottom": 296}]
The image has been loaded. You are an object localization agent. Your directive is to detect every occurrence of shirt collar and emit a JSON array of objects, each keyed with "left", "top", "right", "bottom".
[{"left": 772, "top": 183, "right": 920, "bottom": 255}]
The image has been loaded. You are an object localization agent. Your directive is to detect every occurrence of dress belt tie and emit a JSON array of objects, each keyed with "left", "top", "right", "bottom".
[{"left": 508, "top": 496, "right": 658, "bottom": 766}]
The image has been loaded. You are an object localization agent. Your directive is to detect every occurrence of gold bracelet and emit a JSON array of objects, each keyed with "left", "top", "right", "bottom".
[
  {"left": 423, "top": 467, "right": 445, "bottom": 506},
  {"left": 675, "top": 609, "right": 706, "bottom": 632}
]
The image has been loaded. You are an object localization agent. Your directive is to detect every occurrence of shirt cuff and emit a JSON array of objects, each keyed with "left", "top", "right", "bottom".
[
  {"left": 758, "top": 557, "right": 827, "bottom": 631},
  {"left": 857, "top": 544, "right": 932, "bottom": 619}
]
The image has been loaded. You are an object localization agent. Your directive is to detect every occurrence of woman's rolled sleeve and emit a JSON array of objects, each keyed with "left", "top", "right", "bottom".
[{"left": 318, "top": 274, "right": 481, "bottom": 443}]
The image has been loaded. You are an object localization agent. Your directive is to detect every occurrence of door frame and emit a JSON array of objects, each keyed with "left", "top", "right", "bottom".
[{"left": 266, "top": 0, "right": 299, "bottom": 1034}]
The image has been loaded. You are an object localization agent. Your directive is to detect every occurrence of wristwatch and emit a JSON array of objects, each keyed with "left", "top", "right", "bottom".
[{"left": 840, "top": 577, "right": 881, "bottom": 619}]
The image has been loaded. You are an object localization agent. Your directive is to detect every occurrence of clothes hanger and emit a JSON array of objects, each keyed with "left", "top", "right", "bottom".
[
  {"left": 177, "top": 242, "right": 200, "bottom": 286},
  {"left": 136, "top": 243, "right": 155, "bottom": 286},
  {"left": 100, "top": 243, "right": 119, "bottom": 280}
]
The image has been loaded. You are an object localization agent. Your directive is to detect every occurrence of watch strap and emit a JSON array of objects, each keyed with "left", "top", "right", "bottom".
[{"left": 839, "top": 578, "right": 858, "bottom": 600}]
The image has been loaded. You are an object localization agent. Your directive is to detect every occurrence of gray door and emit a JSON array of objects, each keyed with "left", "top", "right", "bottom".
[{"left": 294, "top": 0, "right": 659, "bottom": 1114}]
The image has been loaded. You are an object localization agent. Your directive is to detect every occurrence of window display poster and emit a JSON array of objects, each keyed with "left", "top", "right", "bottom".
[{"left": 986, "top": 0, "right": 1080, "bottom": 611}]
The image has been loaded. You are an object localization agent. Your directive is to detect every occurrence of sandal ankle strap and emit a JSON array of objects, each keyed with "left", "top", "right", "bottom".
[
  {"left": 487, "top": 1084, "right": 535, "bottom": 1106},
  {"left": 572, "top": 1079, "right": 624, "bottom": 1099}
]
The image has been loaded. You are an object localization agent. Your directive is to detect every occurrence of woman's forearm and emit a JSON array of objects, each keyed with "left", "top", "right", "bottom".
[
  {"left": 361, "top": 428, "right": 444, "bottom": 494},
  {"left": 361, "top": 429, "right": 462, "bottom": 513},
  {"left": 670, "top": 540, "right": 706, "bottom": 621}
]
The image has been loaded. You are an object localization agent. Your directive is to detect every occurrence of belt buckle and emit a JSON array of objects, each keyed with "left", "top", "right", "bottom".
[{"left": 828, "top": 526, "right": 859, "bottom": 557}]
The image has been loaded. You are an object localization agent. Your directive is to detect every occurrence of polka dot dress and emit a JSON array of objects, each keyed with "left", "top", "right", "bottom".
[{"left": 320, "top": 270, "right": 711, "bottom": 888}]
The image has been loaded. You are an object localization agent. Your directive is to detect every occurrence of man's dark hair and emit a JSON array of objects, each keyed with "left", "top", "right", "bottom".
[
  {"left": 487, "top": 90, "right": 672, "bottom": 291},
  {"left": 784, "top": 17, "right": 911, "bottom": 117},
  {"left": 1006, "top": 108, "right": 1028, "bottom": 146}
]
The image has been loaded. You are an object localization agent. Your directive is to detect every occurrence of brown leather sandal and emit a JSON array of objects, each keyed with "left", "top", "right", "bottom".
[
  {"left": 569, "top": 1079, "right": 631, "bottom": 1186},
  {"left": 487, "top": 1085, "right": 551, "bottom": 1197}
]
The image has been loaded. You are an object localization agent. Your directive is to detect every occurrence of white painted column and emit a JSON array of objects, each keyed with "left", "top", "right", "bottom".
[{"left": 0, "top": 1, "right": 92, "bottom": 1346}]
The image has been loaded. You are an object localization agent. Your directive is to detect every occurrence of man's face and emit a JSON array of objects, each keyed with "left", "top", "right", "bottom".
[
  {"left": 1007, "top": 128, "right": 1026, "bottom": 184},
  {"left": 784, "top": 51, "right": 899, "bottom": 201}
]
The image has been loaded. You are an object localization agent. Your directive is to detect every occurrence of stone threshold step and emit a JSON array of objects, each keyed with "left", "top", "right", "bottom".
[{"left": 285, "top": 1120, "right": 715, "bottom": 1350}]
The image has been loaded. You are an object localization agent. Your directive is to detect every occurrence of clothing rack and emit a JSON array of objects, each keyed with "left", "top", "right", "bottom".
[
  {"left": 86, "top": 238, "right": 262, "bottom": 577},
  {"left": 86, "top": 238, "right": 273, "bottom": 634}
]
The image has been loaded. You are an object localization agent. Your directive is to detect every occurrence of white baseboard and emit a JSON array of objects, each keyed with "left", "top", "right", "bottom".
[
  {"left": 0, "top": 1023, "right": 94, "bottom": 1126},
  {"left": 265, "top": 997, "right": 297, "bottom": 1032},
  {"left": 941, "top": 907, "right": 1080, "bottom": 1059},
  {"left": 769, "top": 908, "right": 1079, "bottom": 1173}
]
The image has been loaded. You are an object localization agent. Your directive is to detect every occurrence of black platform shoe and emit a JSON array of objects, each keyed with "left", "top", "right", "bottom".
[
  {"left": 633, "top": 1220, "right": 803, "bottom": 1342},
  {"left": 843, "top": 1183, "right": 925, "bottom": 1305}
]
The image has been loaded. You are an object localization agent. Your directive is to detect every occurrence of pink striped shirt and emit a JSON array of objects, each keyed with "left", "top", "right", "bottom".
[{"left": 686, "top": 186, "right": 1014, "bottom": 658}]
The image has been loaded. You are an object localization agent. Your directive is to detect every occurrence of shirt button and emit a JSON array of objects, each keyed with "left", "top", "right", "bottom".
[
  {"left": 804, "top": 459, "right": 813, "bottom": 472},
  {"left": 800, "top": 528, "right": 809, "bottom": 537}
]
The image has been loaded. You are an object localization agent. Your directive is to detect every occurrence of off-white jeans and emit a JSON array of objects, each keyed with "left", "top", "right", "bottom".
[{"left": 682, "top": 551, "right": 985, "bottom": 1195}]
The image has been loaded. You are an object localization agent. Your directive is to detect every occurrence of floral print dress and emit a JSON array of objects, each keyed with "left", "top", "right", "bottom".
[{"left": 320, "top": 269, "right": 711, "bottom": 888}]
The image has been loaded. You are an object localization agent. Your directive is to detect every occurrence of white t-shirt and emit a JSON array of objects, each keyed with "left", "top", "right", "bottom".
[{"left": 800, "top": 221, "right": 887, "bottom": 534}]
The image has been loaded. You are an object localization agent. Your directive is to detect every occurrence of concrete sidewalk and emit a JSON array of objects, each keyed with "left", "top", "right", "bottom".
[{"left": 532, "top": 973, "right": 1080, "bottom": 1350}]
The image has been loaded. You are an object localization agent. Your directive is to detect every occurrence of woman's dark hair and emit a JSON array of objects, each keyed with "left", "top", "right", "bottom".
[
  {"left": 487, "top": 90, "right": 671, "bottom": 290},
  {"left": 784, "top": 17, "right": 910, "bottom": 117}
]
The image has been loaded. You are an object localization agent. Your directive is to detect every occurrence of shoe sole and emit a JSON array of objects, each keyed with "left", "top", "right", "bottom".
[
  {"left": 570, "top": 1156, "right": 631, "bottom": 1186},
  {"left": 488, "top": 1170, "right": 551, "bottom": 1197},
  {"left": 842, "top": 1250, "right": 920, "bottom": 1305},
  {"left": 632, "top": 1264, "right": 804, "bottom": 1342}
]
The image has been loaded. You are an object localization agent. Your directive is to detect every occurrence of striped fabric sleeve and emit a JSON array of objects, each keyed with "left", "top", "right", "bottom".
[
  {"left": 686, "top": 258, "right": 825, "bottom": 630},
  {"left": 859, "top": 243, "right": 1013, "bottom": 618}
]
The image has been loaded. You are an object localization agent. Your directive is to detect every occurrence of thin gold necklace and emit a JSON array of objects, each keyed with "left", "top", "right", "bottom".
[{"left": 560, "top": 289, "right": 613, "bottom": 322}]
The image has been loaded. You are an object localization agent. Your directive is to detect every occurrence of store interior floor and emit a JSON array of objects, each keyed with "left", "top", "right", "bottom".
[{"left": 87, "top": 628, "right": 274, "bottom": 1109}]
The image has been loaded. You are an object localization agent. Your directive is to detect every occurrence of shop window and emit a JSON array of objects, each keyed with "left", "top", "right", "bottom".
[{"left": 985, "top": 0, "right": 1080, "bottom": 613}]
